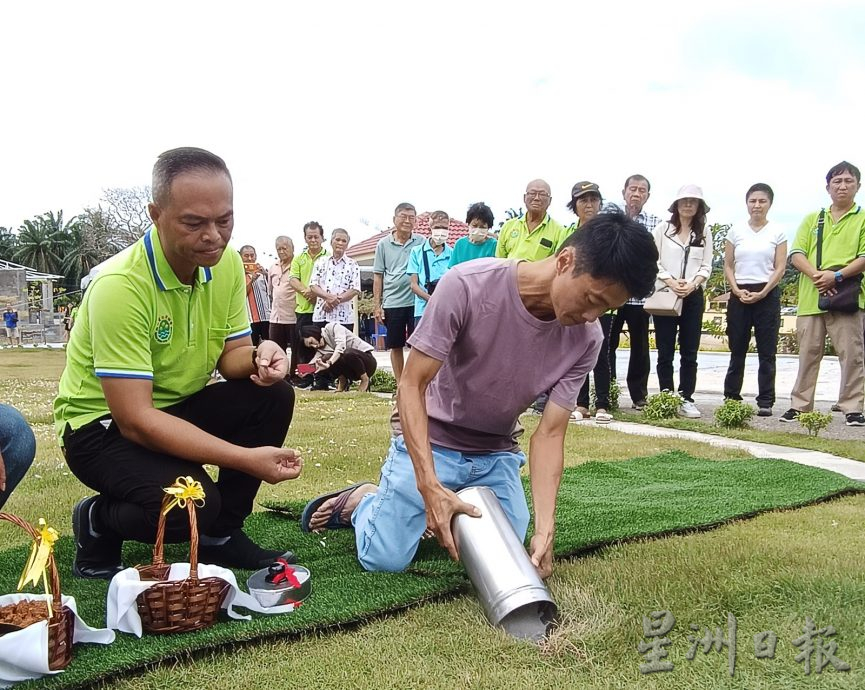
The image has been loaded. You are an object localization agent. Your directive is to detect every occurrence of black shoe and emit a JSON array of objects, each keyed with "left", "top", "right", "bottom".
[
  {"left": 845, "top": 412, "right": 865, "bottom": 426},
  {"left": 757, "top": 407, "right": 772, "bottom": 417},
  {"left": 72, "top": 497, "right": 124, "bottom": 580},
  {"left": 632, "top": 400, "right": 647, "bottom": 411},
  {"left": 779, "top": 408, "right": 801, "bottom": 423},
  {"left": 831, "top": 403, "right": 842, "bottom": 412},
  {"left": 198, "top": 529, "right": 297, "bottom": 570}
]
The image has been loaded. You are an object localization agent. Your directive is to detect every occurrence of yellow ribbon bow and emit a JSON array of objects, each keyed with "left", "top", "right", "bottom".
[
  {"left": 17, "top": 518, "right": 60, "bottom": 617},
  {"left": 162, "top": 476, "right": 206, "bottom": 516}
]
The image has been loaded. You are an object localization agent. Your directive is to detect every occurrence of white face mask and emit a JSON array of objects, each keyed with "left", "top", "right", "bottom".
[
  {"left": 469, "top": 228, "right": 488, "bottom": 242},
  {"left": 431, "top": 230, "right": 448, "bottom": 244}
]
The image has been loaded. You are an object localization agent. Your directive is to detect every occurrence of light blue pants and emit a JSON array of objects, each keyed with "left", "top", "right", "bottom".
[
  {"left": 353, "top": 435, "right": 530, "bottom": 572},
  {"left": 0, "top": 404, "right": 36, "bottom": 509}
]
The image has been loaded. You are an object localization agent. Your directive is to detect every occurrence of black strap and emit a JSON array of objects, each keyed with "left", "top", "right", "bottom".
[
  {"left": 815, "top": 209, "right": 826, "bottom": 270},
  {"left": 421, "top": 245, "right": 432, "bottom": 286},
  {"left": 680, "top": 244, "right": 691, "bottom": 280}
]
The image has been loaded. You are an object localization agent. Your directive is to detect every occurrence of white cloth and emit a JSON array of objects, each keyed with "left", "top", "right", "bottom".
[
  {"left": 726, "top": 221, "right": 787, "bottom": 283},
  {"left": 0, "top": 593, "right": 115, "bottom": 688},
  {"left": 106, "top": 563, "right": 297, "bottom": 637},
  {"left": 310, "top": 255, "right": 360, "bottom": 324},
  {"left": 653, "top": 221, "right": 714, "bottom": 283}
]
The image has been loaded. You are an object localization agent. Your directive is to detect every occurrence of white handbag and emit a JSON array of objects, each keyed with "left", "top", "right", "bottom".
[{"left": 643, "top": 243, "right": 690, "bottom": 317}]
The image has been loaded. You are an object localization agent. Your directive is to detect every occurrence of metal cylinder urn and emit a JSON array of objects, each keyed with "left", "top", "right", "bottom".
[{"left": 452, "top": 486, "right": 557, "bottom": 641}]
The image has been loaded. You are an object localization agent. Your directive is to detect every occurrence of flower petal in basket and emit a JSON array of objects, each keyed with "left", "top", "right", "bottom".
[
  {"left": 107, "top": 563, "right": 298, "bottom": 637},
  {"left": 0, "top": 593, "right": 114, "bottom": 689}
]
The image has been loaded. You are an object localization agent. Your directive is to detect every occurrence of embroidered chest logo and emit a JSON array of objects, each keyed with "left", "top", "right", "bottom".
[
  {"left": 154, "top": 315, "right": 173, "bottom": 344},
  {"left": 510, "top": 230, "right": 519, "bottom": 238}
]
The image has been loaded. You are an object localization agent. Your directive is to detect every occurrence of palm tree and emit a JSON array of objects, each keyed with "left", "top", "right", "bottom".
[
  {"left": 12, "top": 211, "right": 76, "bottom": 275},
  {"left": 0, "top": 226, "right": 17, "bottom": 260}
]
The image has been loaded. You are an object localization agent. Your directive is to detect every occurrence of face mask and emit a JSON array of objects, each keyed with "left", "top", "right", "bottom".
[
  {"left": 431, "top": 231, "right": 448, "bottom": 244},
  {"left": 469, "top": 228, "right": 488, "bottom": 241}
]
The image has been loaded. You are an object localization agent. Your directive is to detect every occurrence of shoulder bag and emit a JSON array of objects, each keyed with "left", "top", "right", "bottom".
[
  {"left": 421, "top": 246, "right": 440, "bottom": 296},
  {"left": 644, "top": 229, "right": 690, "bottom": 317},
  {"left": 815, "top": 209, "right": 862, "bottom": 313}
]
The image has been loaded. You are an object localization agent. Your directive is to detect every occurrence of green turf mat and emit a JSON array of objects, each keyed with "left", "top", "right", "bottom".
[{"left": 4, "top": 452, "right": 862, "bottom": 689}]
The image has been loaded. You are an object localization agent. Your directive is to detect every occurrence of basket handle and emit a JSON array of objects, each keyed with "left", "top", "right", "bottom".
[
  {"left": 0, "top": 512, "right": 63, "bottom": 620},
  {"left": 150, "top": 494, "right": 200, "bottom": 581}
]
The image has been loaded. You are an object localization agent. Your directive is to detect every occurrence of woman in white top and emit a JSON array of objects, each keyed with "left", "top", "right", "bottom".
[
  {"left": 722, "top": 183, "right": 787, "bottom": 415},
  {"left": 652, "top": 184, "right": 714, "bottom": 418},
  {"left": 301, "top": 322, "right": 378, "bottom": 393}
]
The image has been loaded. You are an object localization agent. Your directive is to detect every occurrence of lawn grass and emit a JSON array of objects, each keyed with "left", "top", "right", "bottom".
[
  {"left": 2, "top": 348, "right": 864, "bottom": 689},
  {"left": 616, "top": 410, "right": 865, "bottom": 462}
]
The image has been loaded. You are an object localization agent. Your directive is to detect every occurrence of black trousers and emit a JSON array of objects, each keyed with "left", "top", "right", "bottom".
[
  {"left": 250, "top": 321, "right": 270, "bottom": 346},
  {"left": 330, "top": 349, "right": 377, "bottom": 381},
  {"left": 609, "top": 304, "right": 651, "bottom": 405},
  {"left": 577, "top": 314, "right": 612, "bottom": 409},
  {"left": 654, "top": 288, "right": 704, "bottom": 402},
  {"left": 63, "top": 379, "right": 294, "bottom": 544},
  {"left": 723, "top": 285, "right": 780, "bottom": 407}
]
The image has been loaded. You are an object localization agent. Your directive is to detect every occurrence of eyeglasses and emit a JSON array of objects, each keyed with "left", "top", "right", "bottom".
[
  {"left": 525, "top": 191, "right": 550, "bottom": 200},
  {"left": 396, "top": 213, "right": 417, "bottom": 221}
]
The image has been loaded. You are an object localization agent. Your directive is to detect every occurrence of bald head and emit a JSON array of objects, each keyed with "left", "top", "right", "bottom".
[
  {"left": 523, "top": 179, "right": 552, "bottom": 216},
  {"left": 525, "top": 179, "right": 551, "bottom": 195}
]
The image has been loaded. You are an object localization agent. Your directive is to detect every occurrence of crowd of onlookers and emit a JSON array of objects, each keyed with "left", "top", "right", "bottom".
[{"left": 232, "top": 160, "right": 865, "bottom": 427}]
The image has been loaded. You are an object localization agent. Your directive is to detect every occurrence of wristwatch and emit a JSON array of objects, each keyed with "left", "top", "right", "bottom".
[{"left": 835, "top": 271, "right": 844, "bottom": 283}]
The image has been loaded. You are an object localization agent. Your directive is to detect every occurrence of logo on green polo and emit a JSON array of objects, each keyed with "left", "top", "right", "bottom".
[
  {"left": 155, "top": 315, "right": 173, "bottom": 344},
  {"left": 511, "top": 230, "right": 519, "bottom": 238}
]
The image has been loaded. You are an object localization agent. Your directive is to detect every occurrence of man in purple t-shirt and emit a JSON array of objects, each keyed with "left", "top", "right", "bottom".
[{"left": 302, "top": 213, "right": 658, "bottom": 578}]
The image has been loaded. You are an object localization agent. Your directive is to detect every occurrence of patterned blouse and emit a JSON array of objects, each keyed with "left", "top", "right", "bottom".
[{"left": 310, "top": 254, "right": 361, "bottom": 324}]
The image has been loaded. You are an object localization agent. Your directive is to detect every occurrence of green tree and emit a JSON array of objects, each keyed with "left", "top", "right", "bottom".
[
  {"left": 12, "top": 211, "right": 76, "bottom": 275},
  {"left": 704, "top": 222, "right": 731, "bottom": 299},
  {"left": 0, "top": 226, "right": 17, "bottom": 260}
]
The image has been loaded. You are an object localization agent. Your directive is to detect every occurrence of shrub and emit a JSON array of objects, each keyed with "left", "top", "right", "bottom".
[
  {"left": 643, "top": 391, "right": 683, "bottom": 420},
  {"left": 714, "top": 399, "right": 754, "bottom": 428},
  {"left": 369, "top": 369, "right": 396, "bottom": 394},
  {"left": 798, "top": 411, "right": 832, "bottom": 437},
  {"left": 590, "top": 379, "right": 620, "bottom": 412}
]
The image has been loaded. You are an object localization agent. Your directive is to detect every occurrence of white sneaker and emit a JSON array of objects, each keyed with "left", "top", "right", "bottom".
[{"left": 678, "top": 401, "right": 701, "bottom": 419}]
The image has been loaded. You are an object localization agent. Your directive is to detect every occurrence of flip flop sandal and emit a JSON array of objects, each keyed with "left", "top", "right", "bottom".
[
  {"left": 300, "top": 482, "right": 373, "bottom": 533},
  {"left": 595, "top": 410, "right": 613, "bottom": 424}
]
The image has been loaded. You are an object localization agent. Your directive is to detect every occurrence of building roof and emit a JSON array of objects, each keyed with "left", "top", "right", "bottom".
[
  {"left": 346, "top": 212, "right": 470, "bottom": 259},
  {"left": 0, "top": 259, "right": 64, "bottom": 281}
]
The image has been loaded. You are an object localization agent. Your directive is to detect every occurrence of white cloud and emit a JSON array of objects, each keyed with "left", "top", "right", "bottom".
[{"left": 1, "top": 0, "right": 863, "bottom": 261}]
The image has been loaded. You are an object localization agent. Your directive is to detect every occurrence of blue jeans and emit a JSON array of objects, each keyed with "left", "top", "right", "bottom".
[
  {"left": 353, "top": 435, "right": 530, "bottom": 572},
  {"left": 0, "top": 404, "right": 36, "bottom": 509}
]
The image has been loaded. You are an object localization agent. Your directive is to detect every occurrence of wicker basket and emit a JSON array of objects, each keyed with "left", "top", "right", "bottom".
[
  {"left": 134, "top": 493, "right": 230, "bottom": 634},
  {"left": 0, "top": 512, "right": 74, "bottom": 670}
]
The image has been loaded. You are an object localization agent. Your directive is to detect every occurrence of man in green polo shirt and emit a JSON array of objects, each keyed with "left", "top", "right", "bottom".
[
  {"left": 496, "top": 179, "right": 571, "bottom": 261},
  {"left": 781, "top": 161, "right": 865, "bottom": 426},
  {"left": 54, "top": 147, "right": 303, "bottom": 579},
  {"left": 289, "top": 221, "right": 328, "bottom": 388}
]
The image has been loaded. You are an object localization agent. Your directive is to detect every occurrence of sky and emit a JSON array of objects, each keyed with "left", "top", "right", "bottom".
[{"left": 3, "top": 0, "right": 864, "bottom": 264}]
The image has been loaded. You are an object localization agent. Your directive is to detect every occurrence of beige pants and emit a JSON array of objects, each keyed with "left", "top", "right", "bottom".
[{"left": 790, "top": 311, "right": 864, "bottom": 412}]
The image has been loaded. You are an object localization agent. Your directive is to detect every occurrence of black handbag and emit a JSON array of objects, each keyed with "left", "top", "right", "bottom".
[
  {"left": 815, "top": 209, "right": 862, "bottom": 313},
  {"left": 421, "top": 246, "right": 439, "bottom": 295}
]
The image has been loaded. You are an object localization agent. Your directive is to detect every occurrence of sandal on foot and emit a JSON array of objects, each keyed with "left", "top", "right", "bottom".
[
  {"left": 595, "top": 409, "right": 613, "bottom": 424},
  {"left": 300, "top": 482, "right": 375, "bottom": 533}
]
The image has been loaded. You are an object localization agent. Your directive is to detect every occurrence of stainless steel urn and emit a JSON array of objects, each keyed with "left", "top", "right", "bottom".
[{"left": 453, "top": 486, "right": 557, "bottom": 640}]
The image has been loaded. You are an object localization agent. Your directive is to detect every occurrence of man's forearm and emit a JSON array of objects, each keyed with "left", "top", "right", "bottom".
[
  {"left": 398, "top": 381, "right": 439, "bottom": 492},
  {"left": 791, "top": 253, "right": 815, "bottom": 275},
  {"left": 118, "top": 407, "right": 252, "bottom": 472},
  {"left": 373, "top": 274, "right": 383, "bottom": 308},
  {"left": 289, "top": 277, "right": 307, "bottom": 293},
  {"left": 528, "top": 432, "right": 565, "bottom": 538},
  {"left": 218, "top": 344, "right": 256, "bottom": 380}
]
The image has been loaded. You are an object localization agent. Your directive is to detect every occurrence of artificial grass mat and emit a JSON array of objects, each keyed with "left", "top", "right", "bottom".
[{"left": 5, "top": 451, "right": 863, "bottom": 689}]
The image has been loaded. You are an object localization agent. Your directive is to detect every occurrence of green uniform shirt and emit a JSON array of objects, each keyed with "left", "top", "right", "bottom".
[
  {"left": 290, "top": 247, "right": 329, "bottom": 314},
  {"left": 53, "top": 227, "right": 251, "bottom": 441},
  {"left": 495, "top": 214, "right": 571, "bottom": 261},
  {"left": 448, "top": 236, "right": 498, "bottom": 267},
  {"left": 790, "top": 206, "right": 865, "bottom": 316}
]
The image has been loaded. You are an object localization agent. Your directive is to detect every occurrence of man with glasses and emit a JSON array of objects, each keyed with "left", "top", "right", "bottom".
[
  {"left": 496, "top": 180, "right": 570, "bottom": 261},
  {"left": 603, "top": 174, "right": 660, "bottom": 410},
  {"left": 373, "top": 203, "right": 425, "bottom": 384}
]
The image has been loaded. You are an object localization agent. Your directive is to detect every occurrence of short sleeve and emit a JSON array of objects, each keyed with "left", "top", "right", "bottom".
[
  {"left": 548, "top": 325, "right": 602, "bottom": 410},
  {"left": 225, "top": 252, "right": 252, "bottom": 340},
  {"left": 350, "top": 261, "right": 360, "bottom": 291},
  {"left": 289, "top": 255, "right": 303, "bottom": 280},
  {"left": 406, "top": 246, "right": 422, "bottom": 277},
  {"left": 309, "top": 257, "right": 325, "bottom": 287},
  {"left": 791, "top": 214, "right": 814, "bottom": 256},
  {"left": 88, "top": 275, "right": 154, "bottom": 379},
  {"left": 373, "top": 240, "right": 385, "bottom": 273},
  {"left": 495, "top": 222, "right": 511, "bottom": 258},
  {"left": 407, "top": 269, "right": 469, "bottom": 362}
]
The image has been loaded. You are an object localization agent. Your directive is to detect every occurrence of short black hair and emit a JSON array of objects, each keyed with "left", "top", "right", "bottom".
[
  {"left": 300, "top": 324, "right": 322, "bottom": 340},
  {"left": 624, "top": 174, "right": 651, "bottom": 192},
  {"left": 746, "top": 183, "right": 774, "bottom": 203},
  {"left": 394, "top": 202, "right": 416, "bottom": 216},
  {"left": 557, "top": 211, "right": 658, "bottom": 300},
  {"left": 826, "top": 161, "right": 861, "bottom": 184},
  {"left": 151, "top": 147, "right": 231, "bottom": 206},
  {"left": 303, "top": 221, "right": 325, "bottom": 238},
  {"left": 465, "top": 202, "right": 494, "bottom": 228},
  {"left": 566, "top": 192, "right": 603, "bottom": 215}
]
